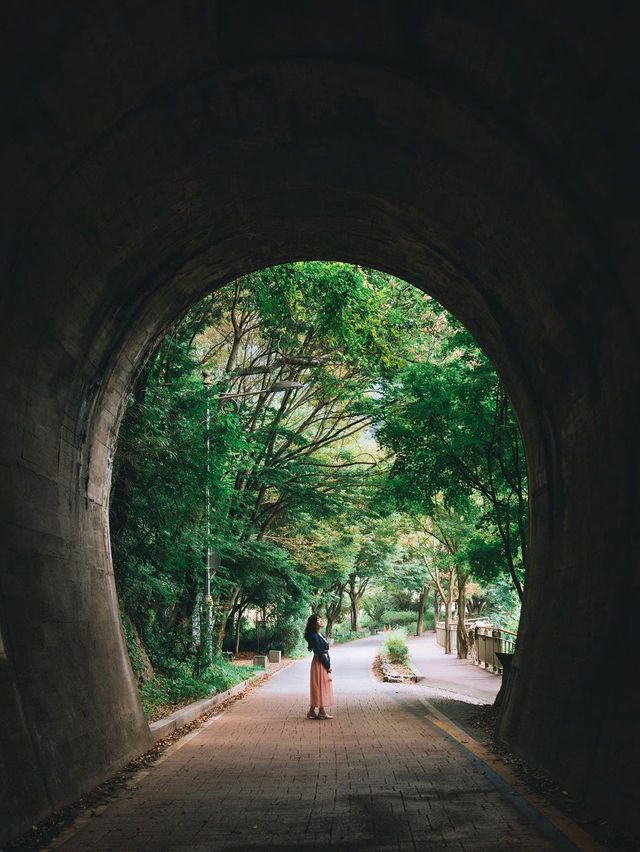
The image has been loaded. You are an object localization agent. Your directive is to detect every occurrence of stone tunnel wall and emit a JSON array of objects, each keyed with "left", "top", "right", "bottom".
[{"left": 1, "top": 2, "right": 639, "bottom": 841}]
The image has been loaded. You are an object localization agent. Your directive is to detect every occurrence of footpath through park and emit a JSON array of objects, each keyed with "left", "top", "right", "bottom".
[{"left": 52, "top": 634, "right": 599, "bottom": 851}]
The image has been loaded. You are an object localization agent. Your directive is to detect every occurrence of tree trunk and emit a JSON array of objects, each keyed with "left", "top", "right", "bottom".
[
  {"left": 444, "top": 598, "right": 452, "bottom": 654},
  {"left": 350, "top": 596, "right": 359, "bottom": 632},
  {"left": 456, "top": 571, "right": 469, "bottom": 659},
  {"left": 416, "top": 585, "right": 427, "bottom": 637},
  {"left": 234, "top": 609, "right": 244, "bottom": 655},
  {"left": 433, "top": 588, "right": 440, "bottom": 632},
  {"left": 347, "top": 574, "right": 368, "bottom": 632},
  {"left": 213, "top": 616, "right": 227, "bottom": 655},
  {"left": 212, "top": 589, "right": 240, "bottom": 654},
  {"left": 324, "top": 582, "right": 346, "bottom": 639}
]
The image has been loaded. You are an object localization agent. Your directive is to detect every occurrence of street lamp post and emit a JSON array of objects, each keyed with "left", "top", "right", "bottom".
[{"left": 202, "top": 370, "right": 215, "bottom": 665}]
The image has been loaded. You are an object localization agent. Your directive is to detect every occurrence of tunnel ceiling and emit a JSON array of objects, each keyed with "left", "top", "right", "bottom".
[
  {"left": 3, "top": 3, "right": 638, "bottom": 441},
  {"left": 1, "top": 1, "right": 640, "bottom": 842}
]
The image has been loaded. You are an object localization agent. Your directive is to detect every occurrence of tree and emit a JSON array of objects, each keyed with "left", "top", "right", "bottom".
[
  {"left": 380, "top": 554, "right": 431, "bottom": 637},
  {"left": 111, "top": 262, "right": 523, "bottom": 677},
  {"left": 344, "top": 515, "right": 399, "bottom": 631},
  {"left": 391, "top": 507, "right": 477, "bottom": 656},
  {"left": 194, "top": 263, "right": 434, "bottom": 647},
  {"left": 376, "top": 313, "right": 527, "bottom": 603},
  {"left": 110, "top": 298, "right": 240, "bottom": 669},
  {"left": 283, "top": 515, "right": 359, "bottom": 638},
  {"left": 111, "top": 262, "right": 436, "bottom": 667}
]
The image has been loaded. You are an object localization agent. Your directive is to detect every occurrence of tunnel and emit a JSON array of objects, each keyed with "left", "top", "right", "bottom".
[{"left": 1, "top": 1, "right": 639, "bottom": 842}]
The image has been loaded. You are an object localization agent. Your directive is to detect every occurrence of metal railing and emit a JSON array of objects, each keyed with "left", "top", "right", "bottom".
[
  {"left": 435, "top": 620, "right": 460, "bottom": 652},
  {"left": 470, "top": 624, "right": 517, "bottom": 673},
  {"left": 435, "top": 618, "right": 485, "bottom": 653},
  {"left": 435, "top": 620, "right": 517, "bottom": 674}
]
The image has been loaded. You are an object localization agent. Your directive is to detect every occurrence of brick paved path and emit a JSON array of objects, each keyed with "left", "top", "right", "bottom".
[{"left": 56, "top": 637, "right": 570, "bottom": 851}]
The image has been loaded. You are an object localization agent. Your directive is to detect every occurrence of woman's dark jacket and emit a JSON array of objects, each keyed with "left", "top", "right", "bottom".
[{"left": 309, "top": 632, "right": 331, "bottom": 671}]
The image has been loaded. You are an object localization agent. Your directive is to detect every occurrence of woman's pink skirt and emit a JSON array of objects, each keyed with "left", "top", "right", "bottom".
[{"left": 310, "top": 656, "right": 333, "bottom": 707}]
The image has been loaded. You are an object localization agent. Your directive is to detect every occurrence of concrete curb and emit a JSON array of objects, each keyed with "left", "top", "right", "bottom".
[
  {"left": 378, "top": 651, "right": 424, "bottom": 683},
  {"left": 148, "top": 660, "right": 294, "bottom": 742},
  {"left": 409, "top": 662, "right": 425, "bottom": 682},
  {"left": 149, "top": 672, "right": 264, "bottom": 742}
]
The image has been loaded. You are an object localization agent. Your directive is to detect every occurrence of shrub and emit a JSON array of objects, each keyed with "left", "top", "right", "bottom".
[
  {"left": 138, "top": 657, "right": 255, "bottom": 720},
  {"left": 262, "top": 615, "right": 308, "bottom": 657},
  {"left": 381, "top": 609, "right": 435, "bottom": 632},
  {"left": 382, "top": 610, "right": 416, "bottom": 629},
  {"left": 420, "top": 610, "right": 436, "bottom": 631},
  {"left": 224, "top": 614, "right": 308, "bottom": 657},
  {"left": 331, "top": 622, "right": 369, "bottom": 643},
  {"left": 383, "top": 635, "right": 409, "bottom": 666}
]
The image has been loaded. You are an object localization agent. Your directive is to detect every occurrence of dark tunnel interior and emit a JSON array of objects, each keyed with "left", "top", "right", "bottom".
[{"left": 1, "top": 2, "right": 639, "bottom": 841}]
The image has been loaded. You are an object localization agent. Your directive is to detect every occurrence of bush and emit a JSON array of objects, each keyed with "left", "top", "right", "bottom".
[
  {"left": 420, "top": 610, "right": 436, "bottom": 631},
  {"left": 383, "top": 636, "right": 409, "bottom": 666},
  {"left": 379, "top": 609, "right": 435, "bottom": 633},
  {"left": 262, "top": 615, "right": 308, "bottom": 657},
  {"left": 330, "top": 622, "right": 369, "bottom": 643},
  {"left": 120, "top": 606, "right": 153, "bottom": 683},
  {"left": 382, "top": 610, "right": 416, "bottom": 629},
  {"left": 223, "top": 614, "right": 308, "bottom": 657},
  {"left": 138, "top": 657, "right": 255, "bottom": 720}
]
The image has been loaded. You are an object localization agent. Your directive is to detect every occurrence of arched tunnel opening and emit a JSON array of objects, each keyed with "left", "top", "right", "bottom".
[
  {"left": 1, "top": 2, "right": 639, "bottom": 843},
  {"left": 108, "top": 261, "right": 528, "bottom": 712}
]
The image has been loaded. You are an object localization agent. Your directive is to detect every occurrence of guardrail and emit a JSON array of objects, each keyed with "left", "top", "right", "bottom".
[
  {"left": 470, "top": 624, "right": 516, "bottom": 673},
  {"left": 436, "top": 621, "right": 517, "bottom": 674},
  {"left": 435, "top": 621, "right": 460, "bottom": 652},
  {"left": 435, "top": 618, "right": 485, "bottom": 653}
]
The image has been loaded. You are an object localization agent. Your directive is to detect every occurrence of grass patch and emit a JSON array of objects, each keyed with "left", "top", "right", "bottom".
[{"left": 139, "top": 659, "right": 255, "bottom": 721}]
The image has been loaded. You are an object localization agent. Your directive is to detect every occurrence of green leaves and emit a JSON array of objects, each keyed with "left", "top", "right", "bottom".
[
  {"left": 374, "top": 313, "right": 528, "bottom": 600},
  {"left": 111, "top": 261, "right": 526, "bottom": 674}
]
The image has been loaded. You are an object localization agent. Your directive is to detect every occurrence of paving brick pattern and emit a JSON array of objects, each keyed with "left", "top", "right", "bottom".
[{"left": 58, "top": 638, "right": 557, "bottom": 850}]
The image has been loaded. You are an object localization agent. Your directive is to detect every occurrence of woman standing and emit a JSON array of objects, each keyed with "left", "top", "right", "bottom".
[{"left": 304, "top": 614, "right": 334, "bottom": 719}]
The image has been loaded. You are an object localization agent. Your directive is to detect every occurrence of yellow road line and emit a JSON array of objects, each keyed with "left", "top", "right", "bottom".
[{"left": 420, "top": 699, "right": 606, "bottom": 852}]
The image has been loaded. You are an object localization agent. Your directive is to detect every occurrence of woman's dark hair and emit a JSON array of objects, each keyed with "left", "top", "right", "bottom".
[{"left": 304, "top": 614, "right": 320, "bottom": 649}]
